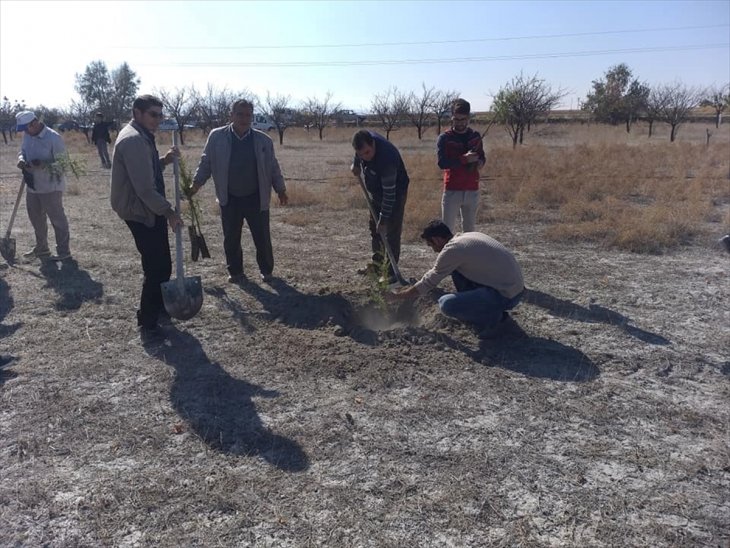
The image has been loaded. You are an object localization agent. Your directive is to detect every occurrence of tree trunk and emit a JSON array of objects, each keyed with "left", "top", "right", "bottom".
[
  {"left": 519, "top": 125, "right": 524, "bottom": 145},
  {"left": 625, "top": 115, "right": 631, "bottom": 133},
  {"left": 386, "top": 129, "right": 391, "bottom": 140},
  {"left": 436, "top": 119, "right": 442, "bottom": 134},
  {"left": 716, "top": 112, "right": 722, "bottom": 129},
  {"left": 512, "top": 132, "right": 518, "bottom": 149},
  {"left": 318, "top": 126, "right": 323, "bottom": 141},
  {"left": 670, "top": 124, "right": 677, "bottom": 142},
  {"left": 178, "top": 128, "right": 185, "bottom": 145},
  {"left": 648, "top": 120, "right": 654, "bottom": 138},
  {"left": 417, "top": 125, "right": 422, "bottom": 140},
  {"left": 278, "top": 129, "right": 284, "bottom": 145}
]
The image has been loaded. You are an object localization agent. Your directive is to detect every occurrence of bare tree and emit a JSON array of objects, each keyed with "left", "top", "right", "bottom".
[
  {"left": 0, "top": 96, "right": 25, "bottom": 144},
  {"left": 68, "top": 99, "right": 93, "bottom": 142},
  {"left": 430, "top": 89, "right": 460, "bottom": 134},
  {"left": 408, "top": 83, "right": 437, "bottom": 140},
  {"left": 654, "top": 82, "right": 704, "bottom": 142},
  {"left": 303, "top": 92, "right": 340, "bottom": 140},
  {"left": 371, "top": 87, "right": 410, "bottom": 140},
  {"left": 644, "top": 88, "right": 665, "bottom": 138},
  {"left": 157, "top": 86, "right": 199, "bottom": 145},
  {"left": 194, "top": 85, "right": 243, "bottom": 134},
  {"left": 262, "top": 92, "right": 292, "bottom": 145},
  {"left": 492, "top": 73, "right": 566, "bottom": 148},
  {"left": 701, "top": 83, "right": 730, "bottom": 128}
]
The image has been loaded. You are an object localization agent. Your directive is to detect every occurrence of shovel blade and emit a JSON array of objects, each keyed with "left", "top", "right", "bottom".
[
  {"left": 0, "top": 237, "right": 16, "bottom": 262},
  {"left": 161, "top": 275, "right": 203, "bottom": 320}
]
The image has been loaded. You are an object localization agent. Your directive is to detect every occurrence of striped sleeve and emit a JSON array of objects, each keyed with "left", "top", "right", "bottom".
[{"left": 378, "top": 166, "right": 397, "bottom": 219}]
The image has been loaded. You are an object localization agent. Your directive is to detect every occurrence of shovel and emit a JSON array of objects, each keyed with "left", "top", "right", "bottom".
[
  {"left": 356, "top": 171, "right": 409, "bottom": 286},
  {"left": 0, "top": 177, "right": 27, "bottom": 262},
  {"left": 161, "top": 131, "right": 203, "bottom": 320}
]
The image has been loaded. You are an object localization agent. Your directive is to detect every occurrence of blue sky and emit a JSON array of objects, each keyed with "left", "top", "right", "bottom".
[{"left": 1, "top": 0, "right": 728, "bottom": 113}]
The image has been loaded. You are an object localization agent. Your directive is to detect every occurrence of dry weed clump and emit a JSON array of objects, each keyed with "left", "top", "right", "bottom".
[
  {"left": 486, "top": 140, "right": 728, "bottom": 251},
  {"left": 400, "top": 152, "right": 441, "bottom": 240}
]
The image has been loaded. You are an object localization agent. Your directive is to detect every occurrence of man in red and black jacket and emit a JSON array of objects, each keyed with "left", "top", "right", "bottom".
[{"left": 436, "top": 98, "right": 485, "bottom": 233}]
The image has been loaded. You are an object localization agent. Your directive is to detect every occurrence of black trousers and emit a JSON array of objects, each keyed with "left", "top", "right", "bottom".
[
  {"left": 126, "top": 216, "right": 172, "bottom": 328},
  {"left": 369, "top": 189, "right": 408, "bottom": 275},
  {"left": 220, "top": 193, "right": 274, "bottom": 276}
]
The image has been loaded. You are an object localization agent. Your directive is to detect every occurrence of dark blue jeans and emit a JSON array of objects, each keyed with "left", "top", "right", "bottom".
[
  {"left": 126, "top": 216, "right": 172, "bottom": 328},
  {"left": 437, "top": 271, "right": 523, "bottom": 328}
]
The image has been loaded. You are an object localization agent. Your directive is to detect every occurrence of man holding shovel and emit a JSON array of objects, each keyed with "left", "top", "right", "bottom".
[
  {"left": 388, "top": 220, "right": 524, "bottom": 339},
  {"left": 111, "top": 95, "right": 183, "bottom": 335},
  {"left": 350, "top": 130, "right": 409, "bottom": 284},
  {"left": 15, "top": 111, "right": 72, "bottom": 262}
]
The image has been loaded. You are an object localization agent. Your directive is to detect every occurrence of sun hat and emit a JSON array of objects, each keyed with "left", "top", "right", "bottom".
[{"left": 16, "top": 111, "right": 37, "bottom": 132}]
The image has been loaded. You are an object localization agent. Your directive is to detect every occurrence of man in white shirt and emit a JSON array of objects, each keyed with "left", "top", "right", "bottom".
[{"left": 15, "top": 110, "right": 72, "bottom": 261}]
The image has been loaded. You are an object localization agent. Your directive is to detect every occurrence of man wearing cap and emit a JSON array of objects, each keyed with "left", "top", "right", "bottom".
[
  {"left": 15, "top": 110, "right": 72, "bottom": 261},
  {"left": 111, "top": 94, "right": 183, "bottom": 334}
]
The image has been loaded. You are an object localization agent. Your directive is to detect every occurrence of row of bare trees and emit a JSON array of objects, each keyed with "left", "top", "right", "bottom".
[{"left": 3, "top": 59, "right": 727, "bottom": 148}]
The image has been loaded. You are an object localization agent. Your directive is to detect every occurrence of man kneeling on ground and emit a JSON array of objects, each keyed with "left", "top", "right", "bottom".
[{"left": 388, "top": 220, "right": 525, "bottom": 338}]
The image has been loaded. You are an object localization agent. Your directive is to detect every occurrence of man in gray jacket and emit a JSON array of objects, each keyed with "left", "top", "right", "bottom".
[
  {"left": 189, "top": 99, "right": 288, "bottom": 283},
  {"left": 111, "top": 94, "right": 182, "bottom": 334}
]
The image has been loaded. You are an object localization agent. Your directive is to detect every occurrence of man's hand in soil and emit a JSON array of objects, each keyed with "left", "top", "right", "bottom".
[{"left": 386, "top": 285, "right": 418, "bottom": 302}]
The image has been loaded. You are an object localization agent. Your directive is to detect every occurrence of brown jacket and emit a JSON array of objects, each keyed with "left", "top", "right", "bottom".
[{"left": 110, "top": 121, "right": 173, "bottom": 227}]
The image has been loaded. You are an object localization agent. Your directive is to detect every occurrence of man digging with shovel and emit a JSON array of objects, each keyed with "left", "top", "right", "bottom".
[
  {"left": 111, "top": 95, "right": 183, "bottom": 337},
  {"left": 350, "top": 130, "right": 409, "bottom": 285}
]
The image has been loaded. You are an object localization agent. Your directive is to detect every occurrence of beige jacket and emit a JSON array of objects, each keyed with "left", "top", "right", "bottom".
[
  {"left": 414, "top": 232, "right": 524, "bottom": 299},
  {"left": 110, "top": 121, "right": 173, "bottom": 227},
  {"left": 193, "top": 125, "right": 285, "bottom": 210}
]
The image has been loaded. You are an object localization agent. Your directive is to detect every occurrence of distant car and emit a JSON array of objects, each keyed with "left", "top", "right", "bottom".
[
  {"left": 252, "top": 114, "right": 276, "bottom": 131},
  {"left": 335, "top": 109, "right": 366, "bottom": 126},
  {"left": 58, "top": 120, "right": 80, "bottom": 132},
  {"left": 158, "top": 119, "right": 179, "bottom": 131}
]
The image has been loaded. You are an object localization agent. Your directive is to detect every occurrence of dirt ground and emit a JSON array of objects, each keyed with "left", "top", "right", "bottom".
[{"left": 0, "top": 126, "right": 728, "bottom": 547}]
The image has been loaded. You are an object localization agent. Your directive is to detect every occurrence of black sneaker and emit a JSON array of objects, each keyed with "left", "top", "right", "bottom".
[{"left": 227, "top": 273, "right": 246, "bottom": 284}]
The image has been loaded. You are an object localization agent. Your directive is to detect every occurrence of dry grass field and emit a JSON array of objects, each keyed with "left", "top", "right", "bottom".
[{"left": 1, "top": 118, "right": 729, "bottom": 547}]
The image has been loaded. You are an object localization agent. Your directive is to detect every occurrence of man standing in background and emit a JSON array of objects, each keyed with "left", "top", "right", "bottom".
[
  {"left": 15, "top": 110, "right": 72, "bottom": 262},
  {"left": 436, "top": 98, "right": 486, "bottom": 233},
  {"left": 91, "top": 112, "right": 112, "bottom": 169}
]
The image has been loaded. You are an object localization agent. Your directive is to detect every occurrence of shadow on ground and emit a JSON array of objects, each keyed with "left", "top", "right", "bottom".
[
  {"left": 39, "top": 259, "right": 104, "bottom": 311},
  {"left": 142, "top": 325, "right": 309, "bottom": 472},
  {"left": 0, "top": 272, "right": 21, "bottom": 338},
  {"left": 204, "top": 286, "right": 255, "bottom": 333},
  {"left": 524, "top": 289, "right": 670, "bottom": 345},
  {"left": 435, "top": 319, "right": 600, "bottom": 382},
  {"left": 240, "top": 277, "right": 382, "bottom": 346},
  {"left": 0, "top": 355, "right": 17, "bottom": 386}
]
